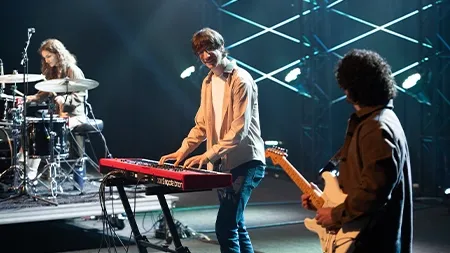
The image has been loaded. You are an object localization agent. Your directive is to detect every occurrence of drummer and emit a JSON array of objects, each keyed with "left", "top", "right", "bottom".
[{"left": 26, "top": 38, "right": 88, "bottom": 190}]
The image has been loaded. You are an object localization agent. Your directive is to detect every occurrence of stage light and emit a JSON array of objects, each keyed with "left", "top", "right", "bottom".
[
  {"left": 402, "top": 73, "right": 422, "bottom": 90},
  {"left": 264, "top": 140, "right": 283, "bottom": 146},
  {"left": 284, "top": 68, "right": 301, "bottom": 83},
  {"left": 402, "top": 73, "right": 421, "bottom": 89},
  {"left": 402, "top": 71, "right": 432, "bottom": 105},
  {"left": 180, "top": 66, "right": 195, "bottom": 79},
  {"left": 302, "top": 35, "right": 311, "bottom": 47},
  {"left": 445, "top": 188, "right": 450, "bottom": 214}
]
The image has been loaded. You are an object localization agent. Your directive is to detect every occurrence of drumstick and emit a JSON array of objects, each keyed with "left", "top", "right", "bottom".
[{"left": 13, "top": 89, "right": 24, "bottom": 96}]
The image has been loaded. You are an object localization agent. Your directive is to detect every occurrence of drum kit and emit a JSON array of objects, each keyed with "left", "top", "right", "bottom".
[{"left": 0, "top": 71, "right": 99, "bottom": 201}]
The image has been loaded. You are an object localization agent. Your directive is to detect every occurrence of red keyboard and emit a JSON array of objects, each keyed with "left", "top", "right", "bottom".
[{"left": 99, "top": 158, "right": 232, "bottom": 191}]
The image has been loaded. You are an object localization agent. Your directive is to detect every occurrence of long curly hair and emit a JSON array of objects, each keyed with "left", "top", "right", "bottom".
[
  {"left": 38, "top": 38, "right": 77, "bottom": 80},
  {"left": 335, "top": 49, "right": 397, "bottom": 106}
]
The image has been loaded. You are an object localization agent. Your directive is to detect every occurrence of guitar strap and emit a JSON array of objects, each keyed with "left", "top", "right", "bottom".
[
  {"left": 322, "top": 104, "right": 393, "bottom": 176},
  {"left": 319, "top": 113, "right": 362, "bottom": 175},
  {"left": 318, "top": 147, "right": 342, "bottom": 175}
]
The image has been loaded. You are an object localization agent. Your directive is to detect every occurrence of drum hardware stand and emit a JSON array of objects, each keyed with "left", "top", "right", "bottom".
[
  {"left": 0, "top": 110, "right": 22, "bottom": 187},
  {"left": 46, "top": 98, "right": 59, "bottom": 197},
  {"left": 0, "top": 58, "right": 5, "bottom": 97},
  {"left": 36, "top": 97, "right": 82, "bottom": 195},
  {"left": 62, "top": 129, "right": 99, "bottom": 176},
  {"left": 2, "top": 28, "right": 58, "bottom": 205}
]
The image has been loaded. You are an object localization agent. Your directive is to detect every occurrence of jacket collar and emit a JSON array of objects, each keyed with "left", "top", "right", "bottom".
[
  {"left": 205, "top": 60, "right": 236, "bottom": 84},
  {"left": 355, "top": 99, "right": 394, "bottom": 119}
]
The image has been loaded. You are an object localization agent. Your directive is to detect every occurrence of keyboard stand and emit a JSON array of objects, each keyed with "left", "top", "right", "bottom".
[{"left": 107, "top": 177, "right": 191, "bottom": 253}]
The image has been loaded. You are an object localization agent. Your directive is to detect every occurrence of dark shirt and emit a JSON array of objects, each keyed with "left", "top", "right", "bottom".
[{"left": 331, "top": 100, "right": 413, "bottom": 253}]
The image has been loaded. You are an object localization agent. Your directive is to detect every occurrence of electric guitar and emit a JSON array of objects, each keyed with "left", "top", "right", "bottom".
[{"left": 265, "top": 147, "right": 362, "bottom": 253}]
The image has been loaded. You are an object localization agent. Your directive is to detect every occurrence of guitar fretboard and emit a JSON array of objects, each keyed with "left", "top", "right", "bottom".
[{"left": 278, "top": 157, "right": 325, "bottom": 209}]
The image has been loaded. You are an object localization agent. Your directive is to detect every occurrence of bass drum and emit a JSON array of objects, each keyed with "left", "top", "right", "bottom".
[{"left": 0, "top": 127, "right": 18, "bottom": 174}]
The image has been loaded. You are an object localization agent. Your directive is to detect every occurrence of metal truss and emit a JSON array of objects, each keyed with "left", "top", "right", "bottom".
[
  {"left": 214, "top": 0, "right": 445, "bottom": 103},
  {"left": 212, "top": 0, "right": 450, "bottom": 189},
  {"left": 418, "top": 18, "right": 450, "bottom": 196}
]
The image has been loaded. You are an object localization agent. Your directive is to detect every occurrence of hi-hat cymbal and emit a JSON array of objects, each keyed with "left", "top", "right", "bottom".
[
  {"left": 0, "top": 73, "right": 45, "bottom": 83},
  {"left": 35, "top": 78, "right": 99, "bottom": 93}
]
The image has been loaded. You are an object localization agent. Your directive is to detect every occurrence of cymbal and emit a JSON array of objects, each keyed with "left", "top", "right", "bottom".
[
  {"left": 0, "top": 74, "right": 45, "bottom": 83},
  {"left": 0, "top": 93, "right": 15, "bottom": 100},
  {"left": 34, "top": 78, "right": 99, "bottom": 93}
]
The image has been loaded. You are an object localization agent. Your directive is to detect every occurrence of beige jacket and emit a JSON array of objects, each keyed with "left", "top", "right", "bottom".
[{"left": 177, "top": 62, "right": 265, "bottom": 172}]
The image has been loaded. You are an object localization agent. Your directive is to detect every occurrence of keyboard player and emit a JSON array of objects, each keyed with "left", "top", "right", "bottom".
[{"left": 159, "top": 27, "right": 266, "bottom": 253}]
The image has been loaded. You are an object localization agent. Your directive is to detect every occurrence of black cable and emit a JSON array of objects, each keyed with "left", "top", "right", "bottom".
[
  {"left": 98, "top": 171, "right": 128, "bottom": 252},
  {"left": 87, "top": 135, "right": 100, "bottom": 164},
  {"left": 141, "top": 210, "right": 160, "bottom": 235},
  {"left": 124, "top": 176, "right": 143, "bottom": 253},
  {"left": 85, "top": 101, "right": 112, "bottom": 158}
]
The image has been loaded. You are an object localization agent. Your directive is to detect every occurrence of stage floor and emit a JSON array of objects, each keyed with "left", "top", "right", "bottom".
[
  {"left": 0, "top": 179, "right": 178, "bottom": 225},
  {"left": 0, "top": 175, "right": 448, "bottom": 253}
]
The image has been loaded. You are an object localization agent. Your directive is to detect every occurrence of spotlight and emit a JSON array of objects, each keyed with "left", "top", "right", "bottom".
[
  {"left": 402, "top": 73, "right": 421, "bottom": 89},
  {"left": 402, "top": 71, "right": 432, "bottom": 105},
  {"left": 180, "top": 66, "right": 195, "bottom": 79},
  {"left": 284, "top": 68, "right": 301, "bottom": 83},
  {"left": 445, "top": 188, "right": 450, "bottom": 214},
  {"left": 264, "top": 140, "right": 283, "bottom": 146}
]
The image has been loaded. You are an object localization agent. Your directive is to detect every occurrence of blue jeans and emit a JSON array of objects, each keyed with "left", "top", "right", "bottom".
[
  {"left": 70, "top": 134, "right": 85, "bottom": 190},
  {"left": 215, "top": 160, "right": 265, "bottom": 253}
]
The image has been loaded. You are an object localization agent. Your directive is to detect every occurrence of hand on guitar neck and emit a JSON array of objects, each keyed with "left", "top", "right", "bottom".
[
  {"left": 301, "top": 182, "right": 321, "bottom": 211},
  {"left": 302, "top": 183, "right": 336, "bottom": 228}
]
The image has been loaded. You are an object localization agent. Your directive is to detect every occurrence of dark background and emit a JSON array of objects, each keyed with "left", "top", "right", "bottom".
[{"left": 0, "top": 0, "right": 449, "bottom": 196}]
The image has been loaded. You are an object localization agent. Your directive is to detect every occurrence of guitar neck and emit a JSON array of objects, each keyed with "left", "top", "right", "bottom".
[{"left": 278, "top": 157, "right": 324, "bottom": 209}]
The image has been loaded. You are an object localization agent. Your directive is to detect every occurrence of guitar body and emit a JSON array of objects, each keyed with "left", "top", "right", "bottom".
[
  {"left": 304, "top": 172, "right": 360, "bottom": 253},
  {"left": 264, "top": 148, "right": 364, "bottom": 253}
]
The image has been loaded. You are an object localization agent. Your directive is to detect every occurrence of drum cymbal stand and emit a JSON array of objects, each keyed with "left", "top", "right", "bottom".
[
  {"left": 38, "top": 92, "right": 82, "bottom": 196},
  {"left": 1, "top": 28, "right": 57, "bottom": 205}
]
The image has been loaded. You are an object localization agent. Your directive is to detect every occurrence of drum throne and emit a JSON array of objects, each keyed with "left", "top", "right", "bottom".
[{"left": 62, "top": 116, "right": 104, "bottom": 192}]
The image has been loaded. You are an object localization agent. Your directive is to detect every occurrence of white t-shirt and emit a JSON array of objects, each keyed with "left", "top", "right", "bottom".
[{"left": 211, "top": 73, "right": 226, "bottom": 139}]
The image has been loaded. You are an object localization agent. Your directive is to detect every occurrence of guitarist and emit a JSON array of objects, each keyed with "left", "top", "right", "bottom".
[{"left": 302, "top": 49, "right": 413, "bottom": 253}]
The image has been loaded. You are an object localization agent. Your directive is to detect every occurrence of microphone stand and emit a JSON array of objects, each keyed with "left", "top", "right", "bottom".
[{"left": 15, "top": 28, "right": 57, "bottom": 205}]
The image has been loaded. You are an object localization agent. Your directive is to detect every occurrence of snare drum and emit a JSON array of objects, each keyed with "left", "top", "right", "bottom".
[{"left": 27, "top": 117, "right": 70, "bottom": 157}]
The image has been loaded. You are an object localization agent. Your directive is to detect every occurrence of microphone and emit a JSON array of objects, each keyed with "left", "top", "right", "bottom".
[
  {"left": 0, "top": 58, "right": 4, "bottom": 90},
  {"left": 28, "top": 28, "right": 35, "bottom": 34}
]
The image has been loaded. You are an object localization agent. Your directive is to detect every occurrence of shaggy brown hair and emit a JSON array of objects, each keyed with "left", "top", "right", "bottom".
[{"left": 191, "top": 27, "right": 228, "bottom": 57}]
